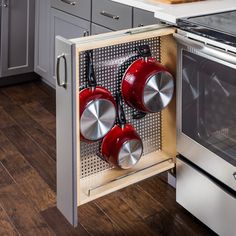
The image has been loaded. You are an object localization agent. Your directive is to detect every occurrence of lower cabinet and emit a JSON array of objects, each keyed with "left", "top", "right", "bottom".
[
  {"left": 35, "top": 0, "right": 51, "bottom": 82},
  {"left": 133, "top": 8, "right": 158, "bottom": 27},
  {"left": 91, "top": 23, "right": 112, "bottom": 35},
  {"left": 50, "top": 9, "right": 90, "bottom": 86},
  {"left": 1, "top": 0, "right": 35, "bottom": 78}
]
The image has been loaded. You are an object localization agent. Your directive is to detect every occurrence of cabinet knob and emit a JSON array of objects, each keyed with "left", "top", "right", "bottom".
[{"left": 2, "top": 0, "right": 8, "bottom": 7}]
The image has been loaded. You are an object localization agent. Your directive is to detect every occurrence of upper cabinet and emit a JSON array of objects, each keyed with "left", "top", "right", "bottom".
[{"left": 0, "top": 0, "right": 35, "bottom": 78}]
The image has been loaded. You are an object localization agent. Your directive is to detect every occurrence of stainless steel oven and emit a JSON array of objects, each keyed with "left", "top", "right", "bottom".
[
  {"left": 175, "top": 29, "right": 236, "bottom": 235},
  {"left": 175, "top": 30, "right": 236, "bottom": 191}
]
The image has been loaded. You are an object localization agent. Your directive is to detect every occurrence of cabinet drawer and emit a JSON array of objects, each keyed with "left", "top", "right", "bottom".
[
  {"left": 51, "top": 0, "right": 91, "bottom": 21},
  {"left": 92, "top": 0, "right": 132, "bottom": 30},
  {"left": 133, "top": 8, "right": 158, "bottom": 27},
  {"left": 91, "top": 23, "right": 112, "bottom": 35}
]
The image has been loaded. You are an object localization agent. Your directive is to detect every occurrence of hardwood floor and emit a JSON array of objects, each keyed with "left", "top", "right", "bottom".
[{"left": 0, "top": 81, "right": 216, "bottom": 236}]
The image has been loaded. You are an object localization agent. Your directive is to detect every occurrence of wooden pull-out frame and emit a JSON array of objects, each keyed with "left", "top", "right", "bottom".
[{"left": 56, "top": 25, "right": 177, "bottom": 226}]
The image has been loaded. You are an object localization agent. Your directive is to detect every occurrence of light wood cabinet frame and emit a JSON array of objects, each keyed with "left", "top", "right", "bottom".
[{"left": 56, "top": 25, "right": 177, "bottom": 226}]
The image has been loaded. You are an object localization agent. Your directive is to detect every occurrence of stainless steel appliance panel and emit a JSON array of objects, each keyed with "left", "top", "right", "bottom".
[{"left": 177, "top": 157, "right": 236, "bottom": 236}]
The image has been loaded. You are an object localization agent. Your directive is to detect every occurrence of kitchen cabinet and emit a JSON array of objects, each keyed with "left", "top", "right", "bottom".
[
  {"left": 51, "top": 0, "right": 91, "bottom": 21},
  {"left": 133, "top": 8, "right": 158, "bottom": 27},
  {"left": 91, "top": 23, "right": 112, "bottom": 35},
  {"left": 34, "top": 0, "right": 51, "bottom": 83},
  {"left": 56, "top": 25, "right": 177, "bottom": 226},
  {"left": 92, "top": 0, "right": 132, "bottom": 31},
  {"left": 0, "top": 0, "right": 35, "bottom": 77},
  {"left": 50, "top": 8, "right": 90, "bottom": 86}
]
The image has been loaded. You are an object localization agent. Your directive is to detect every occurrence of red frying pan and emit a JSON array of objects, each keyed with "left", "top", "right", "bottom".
[
  {"left": 121, "top": 45, "right": 174, "bottom": 114},
  {"left": 101, "top": 93, "right": 143, "bottom": 169},
  {"left": 80, "top": 50, "right": 116, "bottom": 141}
]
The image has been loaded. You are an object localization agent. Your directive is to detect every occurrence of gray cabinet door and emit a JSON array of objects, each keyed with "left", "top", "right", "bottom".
[
  {"left": 34, "top": 0, "right": 51, "bottom": 82},
  {"left": 133, "top": 8, "right": 158, "bottom": 28},
  {"left": 0, "top": 0, "right": 35, "bottom": 77},
  {"left": 50, "top": 8, "right": 90, "bottom": 86},
  {"left": 91, "top": 23, "right": 112, "bottom": 35}
]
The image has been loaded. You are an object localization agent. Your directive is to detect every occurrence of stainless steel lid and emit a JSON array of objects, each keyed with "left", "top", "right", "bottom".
[
  {"left": 80, "top": 99, "right": 116, "bottom": 140},
  {"left": 143, "top": 71, "right": 174, "bottom": 112},
  {"left": 118, "top": 139, "right": 143, "bottom": 169}
]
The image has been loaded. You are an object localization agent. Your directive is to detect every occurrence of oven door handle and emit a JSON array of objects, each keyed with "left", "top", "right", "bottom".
[{"left": 173, "top": 33, "right": 236, "bottom": 65}]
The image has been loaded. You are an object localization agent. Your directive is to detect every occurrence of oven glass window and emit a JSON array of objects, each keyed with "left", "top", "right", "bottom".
[{"left": 182, "top": 50, "right": 236, "bottom": 166}]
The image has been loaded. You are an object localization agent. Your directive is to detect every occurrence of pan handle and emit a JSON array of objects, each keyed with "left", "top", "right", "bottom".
[
  {"left": 116, "top": 92, "right": 126, "bottom": 126},
  {"left": 136, "top": 45, "right": 152, "bottom": 58},
  {"left": 86, "top": 50, "right": 97, "bottom": 89}
]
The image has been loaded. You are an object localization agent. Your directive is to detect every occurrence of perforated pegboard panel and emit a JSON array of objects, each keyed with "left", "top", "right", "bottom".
[{"left": 79, "top": 37, "right": 162, "bottom": 178}]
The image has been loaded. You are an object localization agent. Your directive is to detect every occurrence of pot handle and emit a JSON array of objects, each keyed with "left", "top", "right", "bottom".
[
  {"left": 116, "top": 92, "right": 126, "bottom": 126},
  {"left": 137, "top": 45, "right": 151, "bottom": 58},
  {"left": 86, "top": 50, "right": 97, "bottom": 88}
]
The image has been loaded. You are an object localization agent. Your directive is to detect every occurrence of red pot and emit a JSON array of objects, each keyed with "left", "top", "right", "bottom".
[
  {"left": 121, "top": 45, "right": 174, "bottom": 113},
  {"left": 101, "top": 93, "right": 143, "bottom": 169},
  {"left": 80, "top": 50, "right": 116, "bottom": 141}
]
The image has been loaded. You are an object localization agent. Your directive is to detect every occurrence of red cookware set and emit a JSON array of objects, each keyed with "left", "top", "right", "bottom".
[{"left": 79, "top": 46, "right": 174, "bottom": 169}]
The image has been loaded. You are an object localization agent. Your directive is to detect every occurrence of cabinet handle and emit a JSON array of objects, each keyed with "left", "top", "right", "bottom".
[
  {"left": 2, "top": 0, "right": 8, "bottom": 7},
  {"left": 56, "top": 54, "right": 67, "bottom": 89},
  {"left": 60, "top": 0, "right": 77, "bottom": 6},
  {"left": 100, "top": 11, "right": 119, "bottom": 20}
]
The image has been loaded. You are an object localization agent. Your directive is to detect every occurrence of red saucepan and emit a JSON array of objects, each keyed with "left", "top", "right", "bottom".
[
  {"left": 101, "top": 93, "right": 143, "bottom": 169},
  {"left": 80, "top": 50, "right": 117, "bottom": 141},
  {"left": 121, "top": 45, "right": 174, "bottom": 114}
]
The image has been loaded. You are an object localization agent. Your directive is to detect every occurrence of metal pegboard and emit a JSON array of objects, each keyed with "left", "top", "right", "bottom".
[{"left": 79, "top": 37, "right": 162, "bottom": 178}]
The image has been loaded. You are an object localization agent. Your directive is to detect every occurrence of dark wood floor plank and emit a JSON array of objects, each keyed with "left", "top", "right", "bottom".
[
  {"left": 78, "top": 202, "right": 124, "bottom": 236},
  {"left": 1, "top": 82, "right": 50, "bottom": 106},
  {"left": 1, "top": 82, "right": 56, "bottom": 116},
  {"left": 41, "top": 207, "right": 89, "bottom": 236},
  {"left": 0, "top": 205, "right": 19, "bottom": 236},
  {"left": 3, "top": 104, "right": 56, "bottom": 160},
  {"left": 118, "top": 184, "right": 196, "bottom": 236},
  {"left": 0, "top": 131, "right": 56, "bottom": 211},
  {"left": 138, "top": 175, "right": 216, "bottom": 236},
  {"left": 2, "top": 125, "right": 56, "bottom": 192},
  {"left": 95, "top": 192, "right": 157, "bottom": 236},
  {"left": 22, "top": 101, "right": 56, "bottom": 138},
  {"left": 0, "top": 163, "right": 55, "bottom": 236},
  {"left": 0, "top": 108, "right": 15, "bottom": 129}
]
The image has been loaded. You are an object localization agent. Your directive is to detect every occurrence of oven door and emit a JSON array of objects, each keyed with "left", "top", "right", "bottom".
[{"left": 175, "top": 32, "right": 236, "bottom": 191}]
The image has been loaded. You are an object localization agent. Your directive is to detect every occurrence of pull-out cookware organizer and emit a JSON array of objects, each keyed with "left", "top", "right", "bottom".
[{"left": 56, "top": 25, "right": 177, "bottom": 226}]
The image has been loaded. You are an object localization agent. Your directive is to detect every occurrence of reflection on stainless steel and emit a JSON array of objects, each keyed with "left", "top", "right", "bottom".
[
  {"left": 182, "top": 68, "right": 199, "bottom": 100},
  {"left": 143, "top": 72, "right": 174, "bottom": 112},
  {"left": 211, "top": 74, "right": 230, "bottom": 97},
  {"left": 118, "top": 139, "right": 143, "bottom": 169},
  {"left": 80, "top": 99, "right": 116, "bottom": 140}
]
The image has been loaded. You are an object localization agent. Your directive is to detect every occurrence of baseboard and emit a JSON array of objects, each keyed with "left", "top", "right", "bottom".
[
  {"left": 168, "top": 172, "right": 176, "bottom": 189},
  {"left": 0, "top": 72, "right": 41, "bottom": 87},
  {"left": 41, "top": 77, "right": 56, "bottom": 89}
]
